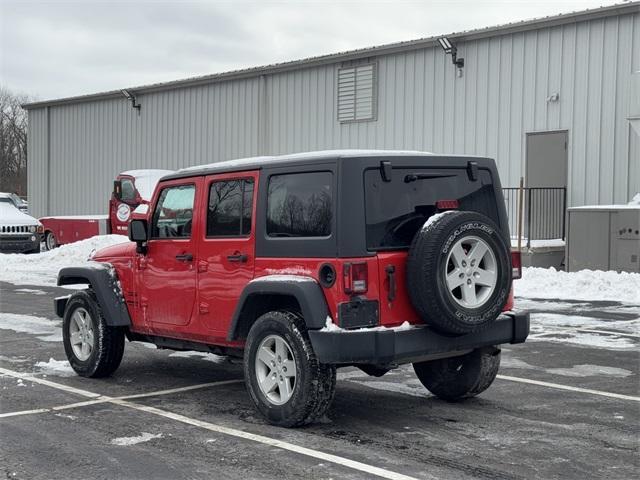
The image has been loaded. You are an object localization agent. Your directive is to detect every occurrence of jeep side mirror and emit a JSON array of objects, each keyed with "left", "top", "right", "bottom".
[
  {"left": 128, "top": 219, "right": 148, "bottom": 253},
  {"left": 113, "top": 180, "right": 122, "bottom": 200}
]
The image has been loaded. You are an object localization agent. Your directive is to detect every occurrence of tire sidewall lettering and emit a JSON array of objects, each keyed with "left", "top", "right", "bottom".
[{"left": 407, "top": 211, "right": 511, "bottom": 334}]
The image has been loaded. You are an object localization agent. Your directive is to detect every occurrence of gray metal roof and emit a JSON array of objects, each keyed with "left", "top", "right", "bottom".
[{"left": 23, "top": 1, "right": 639, "bottom": 110}]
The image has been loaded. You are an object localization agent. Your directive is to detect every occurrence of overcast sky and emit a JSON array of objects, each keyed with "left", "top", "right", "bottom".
[{"left": 0, "top": 0, "right": 627, "bottom": 101}]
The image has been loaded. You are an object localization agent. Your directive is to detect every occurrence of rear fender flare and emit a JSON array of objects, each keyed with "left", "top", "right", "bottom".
[
  {"left": 227, "top": 276, "right": 329, "bottom": 341},
  {"left": 55, "top": 263, "right": 131, "bottom": 326}
]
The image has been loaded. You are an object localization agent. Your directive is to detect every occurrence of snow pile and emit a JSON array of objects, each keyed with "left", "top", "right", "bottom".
[
  {"left": 0, "top": 235, "right": 128, "bottom": 287},
  {"left": 111, "top": 432, "right": 163, "bottom": 446},
  {"left": 629, "top": 193, "right": 640, "bottom": 205},
  {"left": 321, "top": 317, "right": 415, "bottom": 333},
  {"left": 515, "top": 267, "right": 640, "bottom": 303},
  {"left": 420, "top": 210, "right": 456, "bottom": 233},
  {"left": 35, "top": 358, "right": 76, "bottom": 377}
]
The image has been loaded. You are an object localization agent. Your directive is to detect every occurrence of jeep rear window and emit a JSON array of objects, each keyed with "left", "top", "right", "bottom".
[
  {"left": 364, "top": 168, "right": 497, "bottom": 250},
  {"left": 267, "top": 171, "right": 332, "bottom": 237}
]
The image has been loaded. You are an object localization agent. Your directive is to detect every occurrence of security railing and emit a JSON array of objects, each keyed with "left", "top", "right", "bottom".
[{"left": 502, "top": 187, "right": 567, "bottom": 248}]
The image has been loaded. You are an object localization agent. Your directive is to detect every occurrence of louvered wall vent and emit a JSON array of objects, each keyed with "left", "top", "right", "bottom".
[{"left": 337, "top": 64, "right": 377, "bottom": 123}]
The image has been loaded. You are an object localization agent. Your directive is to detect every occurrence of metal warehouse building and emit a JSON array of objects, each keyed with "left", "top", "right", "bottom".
[{"left": 25, "top": 3, "right": 640, "bottom": 225}]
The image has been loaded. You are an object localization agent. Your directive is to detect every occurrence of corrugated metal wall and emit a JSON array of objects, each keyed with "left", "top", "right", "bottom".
[{"left": 27, "top": 10, "right": 640, "bottom": 217}]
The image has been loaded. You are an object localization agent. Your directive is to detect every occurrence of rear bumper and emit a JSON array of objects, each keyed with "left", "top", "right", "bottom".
[{"left": 308, "top": 311, "right": 529, "bottom": 366}]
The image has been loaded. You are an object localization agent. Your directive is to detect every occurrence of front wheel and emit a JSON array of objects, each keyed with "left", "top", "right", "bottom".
[
  {"left": 413, "top": 347, "right": 500, "bottom": 401},
  {"left": 244, "top": 311, "right": 336, "bottom": 427},
  {"left": 44, "top": 231, "right": 57, "bottom": 251},
  {"left": 62, "top": 290, "right": 125, "bottom": 378}
]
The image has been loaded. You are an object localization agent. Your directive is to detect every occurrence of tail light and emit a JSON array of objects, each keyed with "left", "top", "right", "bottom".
[
  {"left": 37, "top": 225, "right": 44, "bottom": 234},
  {"left": 511, "top": 250, "right": 522, "bottom": 279},
  {"left": 436, "top": 199, "right": 459, "bottom": 210},
  {"left": 343, "top": 262, "right": 368, "bottom": 294}
]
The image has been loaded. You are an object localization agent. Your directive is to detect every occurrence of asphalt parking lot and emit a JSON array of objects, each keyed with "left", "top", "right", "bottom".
[{"left": 1, "top": 280, "right": 638, "bottom": 480}]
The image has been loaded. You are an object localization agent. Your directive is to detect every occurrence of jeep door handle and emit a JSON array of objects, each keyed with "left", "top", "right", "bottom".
[
  {"left": 227, "top": 253, "right": 248, "bottom": 263},
  {"left": 175, "top": 253, "right": 193, "bottom": 262}
]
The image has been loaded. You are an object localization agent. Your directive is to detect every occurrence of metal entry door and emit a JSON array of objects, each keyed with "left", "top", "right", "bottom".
[{"left": 526, "top": 131, "right": 568, "bottom": 188}]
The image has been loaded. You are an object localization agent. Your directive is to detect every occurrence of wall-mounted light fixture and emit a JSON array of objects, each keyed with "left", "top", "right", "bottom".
[
  {"left": 438, "top": 37, "right": 464, "bottom": 74},
  {"left": 121, "top": 89, "right": 141, "bottom": 112}
]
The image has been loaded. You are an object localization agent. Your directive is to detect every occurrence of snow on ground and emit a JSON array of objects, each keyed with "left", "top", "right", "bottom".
[
  {"left": 510, "top": 238, "right": 565, "bottom": 249},
  {"left": 499, "top": 357, "right": 633, "bottom": 377},
  {"left": 528, "top": 326, "right": 638, "bottom": 350},
  {"left": 35, "top": 358, "right": 76, "bottom": 377},
  {"left": 515, "top": 267, "right": 640, "bottom": 304},
  {"left": 14, "top": 288, "right": 47, "bottom": 295},
  {"left": 0, "top": 235, "right": 128, "bottom": 287},
  {"left": 168, "top": 351, "right": 227, "bottom": 363},
  {"left": 110, "top": 432, "right": 163, "bottom": 446},
  {"left": 527, "top": 312, "right": 639, "bottom": 334},
  {"left": 0, "top": 313, "right": 61, "bottom": 342}
]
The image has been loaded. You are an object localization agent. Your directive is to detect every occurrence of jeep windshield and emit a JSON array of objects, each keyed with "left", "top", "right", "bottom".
[{"left": 364, "top": 167, "right": 498, "bottom": 250}]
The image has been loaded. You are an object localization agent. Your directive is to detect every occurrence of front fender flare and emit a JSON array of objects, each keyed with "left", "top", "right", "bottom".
[
  {"left": 56, "top": 263, "right": 131, "bottom": 326},
  {"left": 227, "top": 276, "right": 329, "bottom": 340}
]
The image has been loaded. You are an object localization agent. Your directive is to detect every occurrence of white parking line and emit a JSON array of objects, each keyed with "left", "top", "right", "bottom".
[
  {"left": 0, "top": 373, "right": 244, "bottom": 419},
  {"left": 496, "top": 375, "right": 640, "bottom": 402},
  {"left": 0, "top": 367, "right": 101, "bottom": 398},
  {"left": 0, "top": 367, "right": 423, "bottom": 480},
  {"left": 113, "top": 399, "right": 423, "bottom": 480}
]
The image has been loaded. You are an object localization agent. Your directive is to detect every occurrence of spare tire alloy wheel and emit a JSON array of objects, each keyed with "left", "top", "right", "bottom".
[
  {"left": 255, "top": 334, "right": 297, "bottom": 405},
  {"left": 445, "top": 236, "right": 497, "bottom": 309},
  {"left": 407, "top": 211, "right": 511, "bottom": 335}
]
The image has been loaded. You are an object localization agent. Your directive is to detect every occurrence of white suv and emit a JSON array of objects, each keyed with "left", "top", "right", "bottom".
[{"left": 0, "top": 202, "right": 42, "bottom": 254}]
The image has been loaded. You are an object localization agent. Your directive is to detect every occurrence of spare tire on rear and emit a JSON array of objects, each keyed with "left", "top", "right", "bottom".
[{"left": 406, "top": 211, "right": 511, "bottom": 335}]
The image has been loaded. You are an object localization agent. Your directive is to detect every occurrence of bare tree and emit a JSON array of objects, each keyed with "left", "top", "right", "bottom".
[{"left": 0, "top": 86, "right": 32, "bottom": 197}]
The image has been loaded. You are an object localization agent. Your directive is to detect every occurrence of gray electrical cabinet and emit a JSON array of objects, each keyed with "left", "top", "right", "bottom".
[{"left": 567, "top": 206, "right": 640, "bottom": 272}]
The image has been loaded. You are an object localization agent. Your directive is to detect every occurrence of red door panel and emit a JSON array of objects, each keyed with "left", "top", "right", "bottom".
[
  {"left": 196, "top": 171, "right": 258, "bottom": 338},
  {"left": 140, "top": 178, "right": 201, "bottom": 330}
]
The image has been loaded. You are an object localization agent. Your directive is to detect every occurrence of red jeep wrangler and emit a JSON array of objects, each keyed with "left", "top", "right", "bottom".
[{"left": 55, "top": 151, "right": 529, "bottom": 427}]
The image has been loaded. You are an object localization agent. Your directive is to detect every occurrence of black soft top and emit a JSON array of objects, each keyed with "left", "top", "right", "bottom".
[{"left": 159, "top": 149, "right": 485, "bottom": 181}]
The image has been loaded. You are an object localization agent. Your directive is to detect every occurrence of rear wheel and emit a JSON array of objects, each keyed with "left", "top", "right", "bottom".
[
  {"left": 244, "top": 311, "right": 336, "bottom": 427},
  {"left": 413, "top": 347, "right": 500, "bottom": 401},
  {"left": 62, "top": 290, "right": 125, "bottom": 378},
  {"left": 45, "top": 231, "right": 57, "bottom": 251}
]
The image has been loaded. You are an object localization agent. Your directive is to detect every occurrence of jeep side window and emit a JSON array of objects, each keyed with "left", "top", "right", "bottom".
[
  {"left": 207, "top": 179, "right": 254, "bottom": 236},
  {"left": 267, "top": 171, "right": 332, "bottom": 237},
  {"left": 151, "top": 184, "right": 195, "bottom": 239}
]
